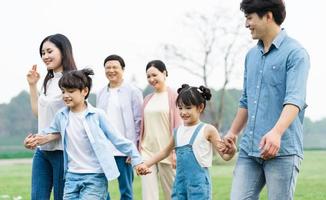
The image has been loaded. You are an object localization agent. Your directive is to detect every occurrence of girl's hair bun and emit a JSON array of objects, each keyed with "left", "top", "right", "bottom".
[
  {"left": 177, "top": 84, "right": 190, "bottom": 94},
  {"left": 198, "top": 85, "right": 212, "bottom": 101}
]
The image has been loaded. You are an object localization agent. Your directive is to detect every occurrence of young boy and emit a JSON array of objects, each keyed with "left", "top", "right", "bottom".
[{"left": 25, "top": 68, "right": 149, "bottom": 199}]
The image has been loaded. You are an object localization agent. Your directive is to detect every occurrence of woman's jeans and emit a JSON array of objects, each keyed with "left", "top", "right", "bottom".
[{"left": 31, "top": 148, "right": 64, "bottom": 200}]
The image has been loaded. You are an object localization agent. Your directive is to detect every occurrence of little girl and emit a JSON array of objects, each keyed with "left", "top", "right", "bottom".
[
  {"left": 25, "top": 68, "right": 149, "bottom": 199},
  {"left": 141, "top": 84, "right": 236, "bottom": 199}
]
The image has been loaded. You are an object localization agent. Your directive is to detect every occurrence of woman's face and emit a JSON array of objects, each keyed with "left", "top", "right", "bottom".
[
  {"left": 146, "top": 66, "right": 166, "bottom": 92},
  {"left": 41, "top": 41, "right": 63, "bottom": 72}
]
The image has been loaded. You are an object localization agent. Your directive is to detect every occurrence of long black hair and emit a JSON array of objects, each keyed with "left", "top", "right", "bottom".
[{"left": 40, "top": 34, "right": 77, "bottom": 95}]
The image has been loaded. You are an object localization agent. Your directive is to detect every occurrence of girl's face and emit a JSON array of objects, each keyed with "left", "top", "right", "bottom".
[
  {"left": 178, "top": 103, "right": 204, "bottom": 126},
  {"left": 61, "top": 87, "right": 88, "bottom": 112},
  {"left": 41, "top": 41, "right": 63, "bottom": 72},
  {"left": 146, "top": 66, "right": 166, "bottom": 92}
]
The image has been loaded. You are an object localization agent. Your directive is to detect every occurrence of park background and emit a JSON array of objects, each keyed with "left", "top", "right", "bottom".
[{"left": 0, "top": 0, "right": 325, "bottom": 199}]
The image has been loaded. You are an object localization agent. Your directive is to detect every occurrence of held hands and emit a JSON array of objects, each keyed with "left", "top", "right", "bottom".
[
  {"left": 27, "top": 64, "right": 40, "bottom": 85},
  {"left": 23, "top": 133, "right": 49, "bottom": 150},
  {"left": 259, "top": 128, "right": 282, "bottom": 160},
  {"left": 135, "top": 163, "right": 151, "bottom": 176},
  {"left": 217, "top": 138, "right": 237, "bottom": 155},
  {"left": 221, "top": 131, "right": 238, "bottom": 154},
  {"left": 24, "top": 133, "right": 37, "bottom": 150}
]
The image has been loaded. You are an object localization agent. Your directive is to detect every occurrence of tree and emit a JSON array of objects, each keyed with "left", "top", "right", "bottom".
[{"left": 163, "top": 7, "right": 252, "bottom": 130}]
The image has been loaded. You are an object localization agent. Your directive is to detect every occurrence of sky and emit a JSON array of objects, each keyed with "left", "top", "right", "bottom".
[{"left": 0, "top": 0, "right": 325, "bottom": 121}]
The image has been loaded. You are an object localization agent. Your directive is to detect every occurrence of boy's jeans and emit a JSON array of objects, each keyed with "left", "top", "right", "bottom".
[
  {"left": 31, "top": 148, "right": 64, "bottom": 200},
  {"left": 231, "top": 149, "right": 301, "bottom": 200},
  {"left": 64, "top": 172, "right": 107, "bottom": 200}
]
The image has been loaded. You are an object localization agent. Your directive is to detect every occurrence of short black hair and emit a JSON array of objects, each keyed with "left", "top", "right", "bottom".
[
  {"left": 176, "top": 84, "right": 212, "bottom": 110},
  {"left": 103, "top": 54, "right": 125, "bottom": 69},
  {"left": 58, "top": 68, "right": 94, "bottom": 99},
  {"left": 240, "top": 0, "right": 286, "bottom": 25}
]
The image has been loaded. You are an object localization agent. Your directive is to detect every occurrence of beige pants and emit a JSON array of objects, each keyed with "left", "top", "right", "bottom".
[{"left": 141, "top": 163, "right": 175, "bottom": 200}]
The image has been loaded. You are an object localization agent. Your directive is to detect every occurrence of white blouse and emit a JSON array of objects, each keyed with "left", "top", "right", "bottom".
[{"left": 38, "top": 72, "right": 64, "bottom": 151}]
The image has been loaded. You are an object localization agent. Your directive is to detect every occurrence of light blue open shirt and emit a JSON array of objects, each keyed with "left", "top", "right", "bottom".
[
  {"left": 42, "top": 103, "right": 143, "bottom": 181},
  {"left": 96, "top": 81, "right": 143, "bottom": 145},
  {"left": 239, "top": 29, "right": 310, "bottom": 159}
]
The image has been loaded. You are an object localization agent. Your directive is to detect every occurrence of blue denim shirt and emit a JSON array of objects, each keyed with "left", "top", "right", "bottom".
[
  {"left": 42, "top": 103, "right": 143, "bottom": 181},
  {"left": 239, "top": 29, "right": 310, "bottom": 159},
  {"left": 96, "top": 81, "right": 143, "bottom": 144}
]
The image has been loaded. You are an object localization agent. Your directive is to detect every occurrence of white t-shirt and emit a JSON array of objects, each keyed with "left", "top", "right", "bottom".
[
  {"left": 175, "top": 123, "right": 213, "bottom": 167},
  {"left": 106, "top": 87, "right": 126, "bottom": 156},
  {"left": 66, "top": 110, "right": 103, "bottom": 173},
  {"left": 38, "top": 72, "right": 64, "bottom": 151}
]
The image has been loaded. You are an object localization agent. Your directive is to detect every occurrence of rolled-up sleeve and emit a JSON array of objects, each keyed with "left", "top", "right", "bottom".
[
  {"left": 239, "top": 59, "right": 248, "bottom": 109},
  {"left": 283, "top": 48, "right": 310, "bottom": 111}
]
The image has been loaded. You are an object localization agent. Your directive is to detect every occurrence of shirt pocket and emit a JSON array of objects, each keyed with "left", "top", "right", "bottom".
[{"left": 264, "top": 64, "right": 284, "bottom": 86}]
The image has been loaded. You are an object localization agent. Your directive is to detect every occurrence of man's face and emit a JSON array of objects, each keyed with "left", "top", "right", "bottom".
[
  {"left": 245, "top": 12, "right": 268, "bottom": 40},
  {"left": 104, "top": 60, "right": 124, "bottom": 85}
]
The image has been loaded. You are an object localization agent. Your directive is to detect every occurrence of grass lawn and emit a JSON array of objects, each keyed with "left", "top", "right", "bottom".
[{"left": 0, "top": 151, "right": 325, "bottom": 200}]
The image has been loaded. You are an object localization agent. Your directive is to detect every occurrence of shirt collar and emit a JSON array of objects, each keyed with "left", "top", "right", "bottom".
[
  {"left": 258, "top": 28, "right": 287, "bottom": 51},
  {"left": 107, "top": 80, "right": 125, "bottom": 92},
  {"left": 60, "top": 101, "right": 96, "bottom": 117}
]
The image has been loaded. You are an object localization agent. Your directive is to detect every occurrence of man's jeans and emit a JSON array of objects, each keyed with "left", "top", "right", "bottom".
[
  {"left": 107, "top": 156, "right": 134, "bottom": 200},
  {"left": 64, "top": 172, "right": 108, "bottom": 200},
  {"left": 31, "top": 148, "right": 64, "bottom": 200},
  {"left": 231, "top": 149, "right": 301, "bottom": 200}
]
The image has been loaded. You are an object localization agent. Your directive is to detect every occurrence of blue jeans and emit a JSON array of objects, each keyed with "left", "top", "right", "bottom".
[
  {"left": 64, "top": 172, "right": 108, "bottom": 200},
  {"left": 230, "top": 149, "right": 301, "bottom": 200},
  {"left": 107, "top": 156, "right": 134, "bottom": 200},
  {"left": 31, "top": 148, "right": 64, "bottom": 200}
]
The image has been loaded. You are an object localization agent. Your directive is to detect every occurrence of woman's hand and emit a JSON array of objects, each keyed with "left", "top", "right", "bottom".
[
  {"left": 27, "top": 64, "right": 40, "bottom": 86},
  {"left": 23, "top": 133, "right": 37, "bottom": 150}
]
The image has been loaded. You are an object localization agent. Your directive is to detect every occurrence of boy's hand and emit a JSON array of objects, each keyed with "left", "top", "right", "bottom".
[{"left": 135, "top": 163, "right": 151, "bottom": 176}]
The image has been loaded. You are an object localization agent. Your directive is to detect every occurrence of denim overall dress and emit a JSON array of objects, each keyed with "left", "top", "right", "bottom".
[{"left": 171, "top": 123, "right": 212, "bottom": 200}]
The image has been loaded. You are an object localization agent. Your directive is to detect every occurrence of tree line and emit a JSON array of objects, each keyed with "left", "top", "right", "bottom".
[{"left": 0, "top": 89, "right": 325, "bottom": 149}]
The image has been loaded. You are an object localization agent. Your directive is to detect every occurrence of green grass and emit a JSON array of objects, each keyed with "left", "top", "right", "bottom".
[{"left": 0, "top": 151, "right": 325, "bottom": 200}]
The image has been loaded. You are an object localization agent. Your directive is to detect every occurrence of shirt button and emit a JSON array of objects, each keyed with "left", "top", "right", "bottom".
[
  {"left": 252, "top": 115, "right": 255, "bottom": 119},
  {"left": 254, "top": 101, "right": 257, "bottom": 104},
  {"left": 272, "top": 66, "right": 276, "bottom": 69},
  {"left": 257, "top": 85, "right": 260, "bottom": 89}
]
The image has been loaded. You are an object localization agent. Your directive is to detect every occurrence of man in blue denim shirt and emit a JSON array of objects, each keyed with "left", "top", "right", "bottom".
[
  {"left": 96, "top": 54, "right": 143, "bottom": 200},
  {"left": 224, "top": 0, "right": 310, "bottom": 199}
]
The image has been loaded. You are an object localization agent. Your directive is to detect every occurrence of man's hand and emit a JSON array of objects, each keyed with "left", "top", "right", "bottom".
[
  {"left": 259, "top": 129, "right": 282, "bottom": 160},
  {"left": 222, "top": 131, "right": 237, "bottom": 154}
]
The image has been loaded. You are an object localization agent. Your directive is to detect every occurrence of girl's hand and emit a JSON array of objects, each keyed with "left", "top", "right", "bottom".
[
  {"left": 27, "top": 64, "right": 40, "bottom": 86},
  {"left": 135, "top": 163, "right": 151, "bottom": 175},
  {"left": 223, "top": 137, "right": 237, "bottom": 155},
  {"left": 222, "top": 131, "right": 238, "bottom": 154},
  {"left": 216, "top": 139, "right": 227, "bottom": 152}
]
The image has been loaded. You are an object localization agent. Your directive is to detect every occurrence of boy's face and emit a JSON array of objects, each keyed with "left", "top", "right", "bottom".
[
  {"left": 245, "top": 12, "right": 269, "bottom": 40},
  {"left": 178, "top": 104, "right": 203, "bottom": 126},
  {"left": 104, "top": 60, "right": 124, "bottom": 86},
  {"left": 61, "top": 87, "right": 88, "bottom": 111}
]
